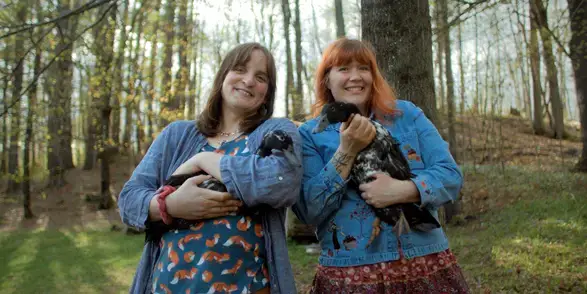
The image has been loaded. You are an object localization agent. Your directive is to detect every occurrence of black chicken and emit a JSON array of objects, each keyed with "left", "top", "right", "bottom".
[
  {"left": 313, "top": 102, "right": 440, "bottom": 241},
  {"left": 145, "top": 130, "right": 296, "bottom": 243}
]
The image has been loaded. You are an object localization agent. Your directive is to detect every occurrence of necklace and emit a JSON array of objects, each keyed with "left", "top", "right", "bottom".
[{"left": 219, "top": 130, "right": 240, "bottom": 137}]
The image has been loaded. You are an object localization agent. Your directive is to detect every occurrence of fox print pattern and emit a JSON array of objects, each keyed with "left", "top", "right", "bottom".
[{"left": 151, "top": 135, "right": 270, "bottom": 294}]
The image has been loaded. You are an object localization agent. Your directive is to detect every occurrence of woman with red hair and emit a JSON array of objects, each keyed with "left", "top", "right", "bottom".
[{"left": 293, "top": 38, "right": 469, "bottom": 293}]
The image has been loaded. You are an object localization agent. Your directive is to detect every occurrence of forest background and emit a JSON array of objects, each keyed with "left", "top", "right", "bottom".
[{"left": 0, "top": 0, "right": 586, "bottom": 293}]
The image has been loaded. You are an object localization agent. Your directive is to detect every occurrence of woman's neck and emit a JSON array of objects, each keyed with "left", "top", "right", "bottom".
[{"left": 219, "top": 107, "right": 244, "bottom": 134}]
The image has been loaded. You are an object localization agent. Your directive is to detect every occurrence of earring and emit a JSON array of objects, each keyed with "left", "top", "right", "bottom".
[{"left": 260, "top": 104, "right": 267, "bottom": 116}]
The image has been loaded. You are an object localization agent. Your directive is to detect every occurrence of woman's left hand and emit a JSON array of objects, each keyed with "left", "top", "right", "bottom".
[{"left": 358, "top": 173, "right": 420, "bottom": 208}]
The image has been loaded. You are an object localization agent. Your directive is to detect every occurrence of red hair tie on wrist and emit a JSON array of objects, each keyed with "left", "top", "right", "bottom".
[{"left": 156, "top": 185, "right": 176, "bottom": 225}]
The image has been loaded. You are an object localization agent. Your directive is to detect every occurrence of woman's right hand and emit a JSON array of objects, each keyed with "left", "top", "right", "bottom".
[
  {"left": 338, "top": 114, "right": 376, "bottom": 155},
  {"left": 166, "top": 175, "right": 242, "bottom": 220}
]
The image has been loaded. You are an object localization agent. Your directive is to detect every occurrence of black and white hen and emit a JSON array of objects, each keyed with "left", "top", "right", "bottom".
[
  {"left": 313, "top": 102, "right": 440, "bottom": 241},
  {"left": 145, "top": 130, "right": 296, "bottom": 243}
]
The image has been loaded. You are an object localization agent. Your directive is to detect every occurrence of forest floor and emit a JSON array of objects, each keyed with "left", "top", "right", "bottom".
[{"left": 0, "top": 114, "right": 585, "bottom": 293}]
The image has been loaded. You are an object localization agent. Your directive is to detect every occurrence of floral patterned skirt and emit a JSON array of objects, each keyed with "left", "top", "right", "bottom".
[{"left": 310, "top": 249, "right": 469, "bottom": 294}]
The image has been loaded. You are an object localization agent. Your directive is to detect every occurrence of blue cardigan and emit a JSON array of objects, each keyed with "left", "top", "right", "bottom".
[
  {"left": 118, "top": 118, "right": 302, "bottom": 294},
  {"left": 293, "top": 100, "right": 463, "bottom": 266}
]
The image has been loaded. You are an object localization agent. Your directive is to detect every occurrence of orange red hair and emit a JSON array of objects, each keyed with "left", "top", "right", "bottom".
[{"left": 311, "top": 38, "right": 398, "bottom": 120}]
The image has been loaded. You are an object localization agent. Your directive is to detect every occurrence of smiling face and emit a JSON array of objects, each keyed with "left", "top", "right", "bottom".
[
  {"left": 221, "top": 49, "right": 269, "bottom": 114},
  {"left": 326, "top": 59, "right": 373, "bottom": 115}
]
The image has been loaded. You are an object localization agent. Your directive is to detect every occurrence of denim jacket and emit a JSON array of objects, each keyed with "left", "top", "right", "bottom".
[
  {"left": 118, "top": 118, "right": 302, "bottom": 294},
  {"left": 292, "top": 100, "right": 463, "bottom": 267}
]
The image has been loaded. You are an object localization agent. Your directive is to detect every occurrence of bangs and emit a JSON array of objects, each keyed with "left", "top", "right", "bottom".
[
  {"left": 328, "top": 40, "right": 374, "bottom": 68},
  {"left": 229, "top": 47, "right": 255, "bottom": 68}
]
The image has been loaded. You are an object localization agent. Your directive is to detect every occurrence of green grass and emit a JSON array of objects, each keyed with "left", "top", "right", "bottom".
[
  {"left": 448, "top": 165, "right": 587, "bottom": 293},
  {"left": 1, "top": 165, "right": 586, "bottom": 293},
  {"left": 0, "top": 228, "right": 143, "bottom": 294}
]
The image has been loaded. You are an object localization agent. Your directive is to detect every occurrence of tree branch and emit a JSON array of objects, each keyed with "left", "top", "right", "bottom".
[
  {"left": 432, "top": 0, "right": 497, "bottom": 35},
  {"left": 0, "top": 0, "right": 116, "bottom": 40},
  {"left": 1, "top": 25, "right": 54, "bottom": 83},
  {"left": 0, "top": 2, "right": 117, "bottom": 118},
  {"left": 512, "top": 3, "right": 572, "bottom": 59}
]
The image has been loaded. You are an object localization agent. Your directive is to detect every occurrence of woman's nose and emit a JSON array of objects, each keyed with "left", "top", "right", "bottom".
[
  {"left": 349, "top": 69, "right": 362, "bottom": 81},
  {"left": 242, "top": 73, "right": 255, "bottom": 86}
]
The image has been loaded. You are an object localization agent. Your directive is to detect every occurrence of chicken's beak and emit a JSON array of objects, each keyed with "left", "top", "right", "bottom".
[{"left": 312, "top": 115, "right": 330, "bottom": 133}]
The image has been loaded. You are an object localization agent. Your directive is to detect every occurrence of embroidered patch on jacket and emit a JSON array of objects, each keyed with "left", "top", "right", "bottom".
[
  {"left": 420, "top": 180, "right": 432, "bottom": 195},
  {"left": 403, "top": 144, "right": 421, "bottom": 161}
]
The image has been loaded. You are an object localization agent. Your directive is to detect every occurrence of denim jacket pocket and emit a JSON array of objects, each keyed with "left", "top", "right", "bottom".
[{"left": 398, "top": 131, "right": 425, "bottom": 170}]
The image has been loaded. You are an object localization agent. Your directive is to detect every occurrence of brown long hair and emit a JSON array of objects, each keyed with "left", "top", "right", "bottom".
[
  {"left": 197, "top": 43, "right": 277, "bottom": 136},
  {"left": 311, "top": 38, "right": 399, "bottom": 120}
]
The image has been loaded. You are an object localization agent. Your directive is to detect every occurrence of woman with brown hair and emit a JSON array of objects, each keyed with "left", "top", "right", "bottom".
[
  {"left": 119, "top": 42, "right": 301, "bottom": 294},
  {"left": 293, "top": 38, "right": 469, "bottom": 293}
]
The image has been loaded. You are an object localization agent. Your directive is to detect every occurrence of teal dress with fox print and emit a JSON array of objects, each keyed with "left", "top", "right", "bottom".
[{"left": 152, "top": 134, "right": 269, "bottom": 294}]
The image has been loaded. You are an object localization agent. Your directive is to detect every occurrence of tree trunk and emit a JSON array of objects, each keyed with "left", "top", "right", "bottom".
[
  {"left": 47, "top": 0, "right": 78, "bottom": 187},
  {"left": 567, "top": 0, "right": 587, "bottom": 171},
  {"left": 361, "top": 0, "right": 437, "bottom": 125},
  {"left": 83, "top": 69, "right": 96, "bottom": 170},
  {"left": 1, "top": 76, "right": 8, "bottom": 174},
  {"left": 147, "top": 0, "right": 162, "bottom": 140},
  {"left": 435, "top": 4, "right": 445, "bottom": 113},
  {"left": 23, "top": 5, "right": 42, "bottom": 219},
  {"left": 7, "top": 6, "right": 27, "bottom": 192},
  {"left": 92, "top": 3, "right": 117, "bottom": 209},
  {"left": 334, "top": 0, "right": 345, "bottom": 38},
  {"left": 111, "top": 0, "right": 129, "bottom": 146},
  {"left": 122, "top": 4, "right": 142, "bottom": 150},
  {"left": 281, "top": 0, "right": 294, "bottom": 118},
  {"left": 439, "top": 0, "right": 460, "bottom": 222},
  {"left": 474, "top": 13, "right": 480, "bottom": 114},
  {"left": 159, "top": 0, "right": 178, "bottom": 127},
  {"left": 510, "top": 2, "right": 532, "bottom": 118},
  {"left": 457, "top": 4, "right": 465, "bottom": 115},
  {"left": 186, "top": 0, "right": 196, "bottom": 119},
  {"left": 529, "top": 2, "right": 545, "bottom": 135},
  {"left": 531, "top": 0, "right": 565, "bottom": 139},
  {"left": 311, "top": 1, "right": 323, "bottom": 55},
  {"left": 440, "top": 0, "right": 457, "bottom": 161},
  {"left": 176, "top": 0, "right": 190, "bottom": 119},
  {"left": 132, "top": 7, "right": 146, "bottom": 155},
  {"left": 195, "top": 27, "right": 205, "bottom": 115},
  {"left": 292, "top": 0, "right": 304, "bottom": 121},
  {"left": 123, "top": 4, "right": 145, "bottom": 152}
]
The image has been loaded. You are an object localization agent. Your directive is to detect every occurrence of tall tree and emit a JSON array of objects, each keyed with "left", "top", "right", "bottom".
[
  {"left": 90, "top": 2, "right": 117, "bottom": 209},
  {"left": 23, "top": 4, "right": 42, "bottom": 219},
  {"left": 146, "top": 0, "right": 162, "bottom": 141},
  {"left": 334, "top": 0, "right": 345, "bottom": 38},
  {"left": 435, "top": 3, "right": 446, "bottom": 113},
  {"left": 1, "top": 74, "right": 8, "bottom": 174},
  {"left": 531, "top": 0, "right": 565, "bottom": 139},
  {"left": 122, "top": 3, "right": 145, "bottom": 151},
  {"left": 529, "top": 2, "right": 545, "bottom": 135},
  {"left": 47, "top": 0, "right": 79, "bottom": 187},
  {"left": 130, "top": 5, "right": 147, "bottom": 155},
  {"left": 281, "top": 0, "right": 294, "bottom": 118},
  {"left": 176, "top": 0, "right": 190, "bottom": 117},
  {"left": 159, "top": 0, "right": 177, "bottom": 127},
  {"left": 567, "top": 0, "right": 587, "bottom": 171},
  {"left": 185, "top": 0, "right": 196, "bottom": 120},
  {"left": 7, "top": 5, "right": 27, "bottom": 192},
  {"left": 457, "top": 3, "right": 465, "bottom": 114},
  {"left": 110, "top": 0, "right": 129, "bottom": 146},
  {"left": 361, "top": 0, "right": 437, "bottom": 125},
  {"left": 510, "top": 2, "right": 531, "bottom": 118},
  {"left": 439, "top": 0, "right": 457, "bottom": 161},
  {"left": 292, "top": 0, "right": 304, "bottom": 121}
]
